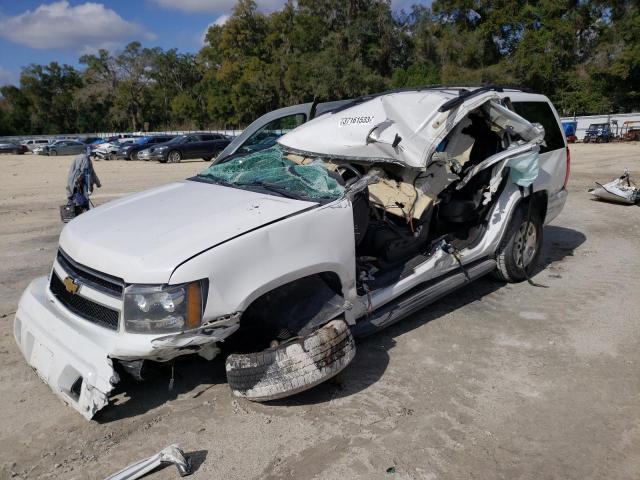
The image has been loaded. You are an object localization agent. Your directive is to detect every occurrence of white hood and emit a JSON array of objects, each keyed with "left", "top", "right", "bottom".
[
  {"left": 278, "top": 90, "right": 500, "bottom": 168},
  {"left": 60, "top": 181, "right": 317, "bottom": 283}
]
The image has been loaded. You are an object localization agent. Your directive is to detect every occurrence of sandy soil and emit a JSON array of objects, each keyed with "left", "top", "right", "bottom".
[{"left": 0, "top": 144, "right": 639, "bottom": 479}]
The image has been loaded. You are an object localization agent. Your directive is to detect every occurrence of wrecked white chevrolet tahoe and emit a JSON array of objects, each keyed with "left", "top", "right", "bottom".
[{"left": 14, "top": 87, "right": 569, "bottom": 419}]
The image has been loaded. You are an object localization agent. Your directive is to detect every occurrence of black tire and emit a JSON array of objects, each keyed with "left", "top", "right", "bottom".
[
  {"left": 492, "top": 202, "right": 543, "bottom": 283},
  {"left": 167, "top": 150, "right": 182, "bottom": 163},
  {"left": 226, "top": 319, "right": 356, "bottom": 401}
]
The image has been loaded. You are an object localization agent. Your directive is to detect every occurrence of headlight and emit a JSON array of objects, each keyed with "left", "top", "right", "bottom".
[
  {"left": 156, "top": 146, "right": 168, "bottom": 151},
  {"left": 123, "top": 280, "right": 207, "bottom": 333}
]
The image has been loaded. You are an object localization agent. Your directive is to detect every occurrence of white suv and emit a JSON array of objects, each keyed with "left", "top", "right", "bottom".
[{"left": 14, "top": 87, "right": 569, "bottom": 419}]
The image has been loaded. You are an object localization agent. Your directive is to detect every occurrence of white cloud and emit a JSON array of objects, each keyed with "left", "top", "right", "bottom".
[
  {"left": 0, "top": 67, "right": 19, "bottom": 87},
  {"left": 200, "top": 14, "right": 230, "bottom": 45},
  {"left": 151, "top": 0, "right": 286, "bottom": 14},
  {"left": 214, "top": 13, "right": 231, "bottom": 26},
  {"left": 0, "top": 1, "right": 155, "bottom": 51}
]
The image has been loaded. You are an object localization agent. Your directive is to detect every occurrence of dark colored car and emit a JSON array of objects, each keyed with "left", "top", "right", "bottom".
[
  {"left": 583, "top": 123, "right": 614, "bottom": 143},
  {"left": 79, "top": 137, "right": 103, "bottom": 144},
  {"left": 40, "top": 139, "right": 87, "bottom": 156},
  {"left": 0, "top": 141, "right": 28, "bottom": 154},
  {"left": 117, "top": 135, "right": 175, "bottom": 161},
  {"left": 145, "top": 133, "right": 232, "bottom": 163}
]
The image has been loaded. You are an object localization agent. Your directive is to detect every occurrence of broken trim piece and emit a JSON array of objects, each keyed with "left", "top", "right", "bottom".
[{"left": 105, "top": 444, "right": 192, "bottom": 479}]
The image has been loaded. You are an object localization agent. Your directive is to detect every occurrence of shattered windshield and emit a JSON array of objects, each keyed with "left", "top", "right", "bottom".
[{"left": 194, "top": 146, "right": 345, "bottom": 201}]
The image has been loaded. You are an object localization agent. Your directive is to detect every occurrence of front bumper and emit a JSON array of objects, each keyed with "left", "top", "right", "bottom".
[
  {"left": 14, "top": 276, "right": 240, "bottom": 420},
  {"left": 142, "top": 151, "right": 166, "bottom": 161},
  {"left": 14, "top": 277, "right": 117, "bottom": 419}
]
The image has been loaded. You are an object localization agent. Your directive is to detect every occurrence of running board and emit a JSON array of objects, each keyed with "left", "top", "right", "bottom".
[{"left": 352, "top": 258, "right": 497, "bottom": 337}]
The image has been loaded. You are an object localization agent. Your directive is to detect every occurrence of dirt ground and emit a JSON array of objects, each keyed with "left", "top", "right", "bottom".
[{"left": 0, "top": 144, "right": 639, "bottom": 479}]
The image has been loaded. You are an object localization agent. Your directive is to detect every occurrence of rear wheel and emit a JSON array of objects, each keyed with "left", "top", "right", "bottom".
[
  {"left": 226, "top": 319, "right": 356, "bottom": 401},
  {"left": 493, "top": 203, "right": 543, "bottom": 282},
  {"left": 168, "top": 150, "right": 182, "bottom": 163}
]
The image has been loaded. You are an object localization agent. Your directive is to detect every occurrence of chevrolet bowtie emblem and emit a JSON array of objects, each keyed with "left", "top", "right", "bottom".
[{"left": 63, "top": 276, "right": 80, "bottom": 294}]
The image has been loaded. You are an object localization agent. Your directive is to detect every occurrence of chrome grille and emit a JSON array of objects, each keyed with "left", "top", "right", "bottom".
[
  {"left": 50, "top": 272, "right": 119, "bottom": 331},
  {"left": 57, "top": 249, "right": 123, "bottom": 297}
]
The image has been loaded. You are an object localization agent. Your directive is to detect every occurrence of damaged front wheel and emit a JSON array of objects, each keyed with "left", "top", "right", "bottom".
[{"left": 225, "top": 319, "right": 355, "bottom": 401}]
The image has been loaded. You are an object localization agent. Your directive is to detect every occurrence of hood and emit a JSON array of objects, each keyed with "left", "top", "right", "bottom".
[
  {"left": 278, "top": 90, "right": 500, "bottom": 168},
  {"left": 60, "top": 180, "right": 317, "bottom": 283},
  {"left": 149, "top": 140, "right": 180, "bottom": 152}
]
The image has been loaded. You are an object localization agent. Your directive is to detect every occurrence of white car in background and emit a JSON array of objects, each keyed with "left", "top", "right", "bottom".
[
  {"left": 14, "top": 86, "right": 569, "bottom": 419},
  {"left": 93, "top": 137, "right": 139, "bottom": 160},
  {"left": 22, "top": 138, "right": 51, "bottom": 152}
]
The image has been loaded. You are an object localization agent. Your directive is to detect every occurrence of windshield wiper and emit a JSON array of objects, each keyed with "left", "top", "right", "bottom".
[
  {"left": 239, "top": 181, "right": 300, "bottom": 199},
  {"left": 193, "top": 174, "right": 234, "bottom": 187}
]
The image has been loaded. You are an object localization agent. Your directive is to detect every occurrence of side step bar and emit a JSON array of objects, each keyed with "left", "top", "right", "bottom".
[{"left": 352, "top": 258, "right": 497, "bottom": 337}]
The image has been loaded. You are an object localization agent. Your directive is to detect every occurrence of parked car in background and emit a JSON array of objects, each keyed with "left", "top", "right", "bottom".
[
  {"left": 583, "top": 123, "right": 614, "bottom": 143},
  {"left": 143, "top": 133, "right": 232, "bottom": 163},
  {"left": 22, "top": 138, "right": 50, "bottom": 152},
  {"left": 93, "top": 137, "right": 139, "bottom": 160},
  {"left": 36, "top": 140, "right": 86, "bottom": 156},
  {"left": 79, "top": 137, "right": 102, "bottom": 144},
  {"left": 620, "top": 121, "right": 640, "bottom": 141},
  {"left": 117, "top": 135, "right": 175, "bottom": 160},
  {"left": 0, "top": 141, "right": 28, "bottom": 154}
]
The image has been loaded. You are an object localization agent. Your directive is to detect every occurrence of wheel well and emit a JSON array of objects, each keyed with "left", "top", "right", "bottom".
[
  {"left": 231, "top": 272, "right": 344, "bottom": 352},
  {"left": 530, "top": 190, "right": 548, "bottom": 223}
]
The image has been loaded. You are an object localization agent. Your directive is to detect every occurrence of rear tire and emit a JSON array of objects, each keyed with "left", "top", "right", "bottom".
[
  {"left": 226, "top": 319, "right": 356, "bottom": 401},
  {"left": 493, "top": 203, "right": 543, "bottom": 283}
]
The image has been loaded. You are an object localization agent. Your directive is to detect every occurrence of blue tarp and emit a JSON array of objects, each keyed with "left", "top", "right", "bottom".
[{"left": 562, "top": 121, "right": 577, "bottom": 136}]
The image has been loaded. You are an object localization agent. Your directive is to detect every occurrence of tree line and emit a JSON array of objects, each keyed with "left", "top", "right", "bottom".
[{"left": 1, "top": 0, "right": 638, "bottom": 135}]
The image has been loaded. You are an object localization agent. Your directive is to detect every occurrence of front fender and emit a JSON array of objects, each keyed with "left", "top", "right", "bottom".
[{"left": 169, "top": 198, "right": 357, "bottom": 322}]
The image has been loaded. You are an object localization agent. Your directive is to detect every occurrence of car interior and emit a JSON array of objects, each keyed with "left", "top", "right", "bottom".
[{"left": 280, "top": 99, "right": 540, "bottom": 294}]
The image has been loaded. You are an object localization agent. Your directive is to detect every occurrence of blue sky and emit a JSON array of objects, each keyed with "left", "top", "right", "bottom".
[{"left": 0, "top": 0, "right": 428, "bottom": 87}]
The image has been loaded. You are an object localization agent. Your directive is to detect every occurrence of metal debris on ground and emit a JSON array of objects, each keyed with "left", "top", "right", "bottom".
[
  {"left": 590, "top": 169, "right": 639, "bottom": 204},
  {"left": 104, "top": 444, "right": 192, "bottom": 479}
]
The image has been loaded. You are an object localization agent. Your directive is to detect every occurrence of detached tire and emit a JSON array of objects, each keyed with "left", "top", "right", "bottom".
[
  {"left": 493, "top": 202, "right": 543, "bottom": 283},
  {"left": 226, "top": 319, "right": 356, "bottom": 401}
]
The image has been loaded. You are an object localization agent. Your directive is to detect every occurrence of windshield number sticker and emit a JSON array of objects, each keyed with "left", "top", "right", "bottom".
[{"left": 339, "top": 116, "right": 373, "bottom": 127}]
